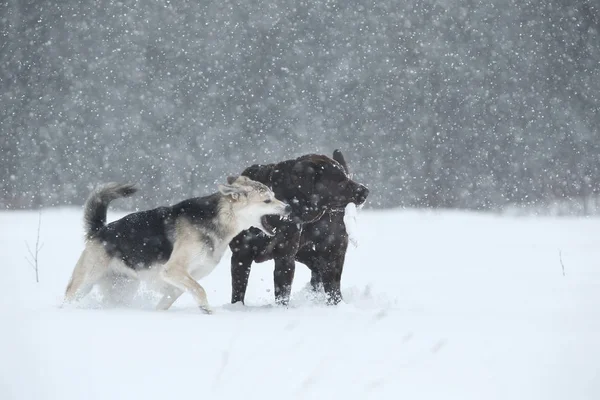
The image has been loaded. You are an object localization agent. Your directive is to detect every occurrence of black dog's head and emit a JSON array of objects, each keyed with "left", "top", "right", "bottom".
[{"left": 243, "top": 150, "right": 369, "bottom": 223}]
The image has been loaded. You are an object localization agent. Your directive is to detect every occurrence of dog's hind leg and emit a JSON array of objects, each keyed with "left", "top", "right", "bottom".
[
  {"left": 297, "top": 247, "right": 345, "bottom": 305},
  {"left": 155, "top": 285, "right": 184, "bottom": 310},
  {"left": 309, "top": 270, "right": 323, "bottom": 292},
  {"left": 64, "top": 253, "right": 89, "bottom": 303},
  {"left": 64, "top": 242, "right": 110, "bottom": 304},
  {"left": 295, "top": 248, "right": 322, "bottom": 292},
  {"left": 159, "top": 262, "right": 211, "bottom": 313}
]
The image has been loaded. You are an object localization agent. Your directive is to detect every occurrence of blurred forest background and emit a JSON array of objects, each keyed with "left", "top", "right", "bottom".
[{"left": 1, "top": 0, "right": 599, "bottom": 211}]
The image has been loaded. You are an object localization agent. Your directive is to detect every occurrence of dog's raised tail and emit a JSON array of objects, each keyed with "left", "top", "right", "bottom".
[{"left": 84, "top": 183, "right": 137, "bottom": 239}]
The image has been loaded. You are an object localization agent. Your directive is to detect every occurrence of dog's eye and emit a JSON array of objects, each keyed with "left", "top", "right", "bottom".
[{"left": 264, "top": 199, "right": 272, "bottom": 204}]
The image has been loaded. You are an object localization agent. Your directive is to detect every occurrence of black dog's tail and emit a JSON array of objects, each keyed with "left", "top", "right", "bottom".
[{"left": 83, "top": 183, "right": 137, "bottom": 239}]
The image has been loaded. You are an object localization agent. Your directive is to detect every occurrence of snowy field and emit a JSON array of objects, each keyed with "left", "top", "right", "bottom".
[{"left": 2, "top": 207, "right": 600, "bottom": 400}]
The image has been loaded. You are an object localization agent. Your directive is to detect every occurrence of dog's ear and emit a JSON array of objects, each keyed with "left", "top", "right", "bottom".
[
  {"left": 218, "top": 183, "right": 245, "bottom": 200},
  {"left": 228, "top": 175, "right": 253, "bottom": 185},
  {"left": 332, "top": 149, "right": 349, "bottom": 174},
  {"left": 241, "top": 164, "right": 274, "bottom": 185}
]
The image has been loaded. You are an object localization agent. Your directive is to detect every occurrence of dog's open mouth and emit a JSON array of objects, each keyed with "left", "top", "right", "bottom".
[
  {"left": 259, "top": 214, "right": 291, "bottom": 236},
  {"left": 260, "top": 215, "right": 276, "bottom": 236}
]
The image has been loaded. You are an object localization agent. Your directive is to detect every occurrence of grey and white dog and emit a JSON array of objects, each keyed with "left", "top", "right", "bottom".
[{"left": 64, "top": 176, "right": 291, "bottom": 313}]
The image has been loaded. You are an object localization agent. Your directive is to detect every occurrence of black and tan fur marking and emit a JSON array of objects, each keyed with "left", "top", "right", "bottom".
[{"left": 64, "top": 177, "right": 291, "bottom": 313}]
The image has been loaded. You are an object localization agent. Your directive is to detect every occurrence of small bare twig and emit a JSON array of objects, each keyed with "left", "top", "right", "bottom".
[
  {"left": 559, "top": 250, "right": 565, "bottom": 277},
  {"left": 25, "top": 210, "right": 43, "bottom": 283}
]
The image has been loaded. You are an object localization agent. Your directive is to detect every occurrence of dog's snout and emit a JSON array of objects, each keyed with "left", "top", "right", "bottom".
[
  {"left": 355, "top": 185, "right": 369, "bottom": 203},
  {"left": 357, "top": 185, "right": 369, "bottom": 197}
]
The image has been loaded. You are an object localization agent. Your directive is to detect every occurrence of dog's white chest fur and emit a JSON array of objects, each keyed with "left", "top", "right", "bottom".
[{"left": 187, "top": 243, "right": 228, "bottom": 280}]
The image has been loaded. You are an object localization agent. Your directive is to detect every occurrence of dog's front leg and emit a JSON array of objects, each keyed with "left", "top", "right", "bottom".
[
  {"left": 320, "top": 256, "right": 345, "bottom": 305},
  {"left": 231, "top": 254, "right": 252, "bottom": 304},
  {"left": 273, "top": 257, "right": 295, "bottom": 306},
  {"left": 159, "top": 260, "right": 212, "bottom": 314}
]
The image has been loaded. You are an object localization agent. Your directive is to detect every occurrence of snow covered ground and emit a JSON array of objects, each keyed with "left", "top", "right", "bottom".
[{"left": 2, "top": 207, "right": 599, "bottom": 400}]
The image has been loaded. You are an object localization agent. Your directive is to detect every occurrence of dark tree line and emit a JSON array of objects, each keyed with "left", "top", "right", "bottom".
[{"left": 1, "top": 0, "right": 599, "bottom": 210}]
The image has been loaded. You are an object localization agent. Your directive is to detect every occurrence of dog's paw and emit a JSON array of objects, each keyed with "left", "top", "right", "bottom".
[
  {"left": 199, "top": 306, "right": 213, "bottom": 315},
  {"left": 274, "top": 298, "right": 291, "bottom": 308}
]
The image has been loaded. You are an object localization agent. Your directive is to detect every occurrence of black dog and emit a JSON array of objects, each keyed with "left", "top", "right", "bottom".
[{"left": 229, "top": 150, "right": 369, "bottom": 305}]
